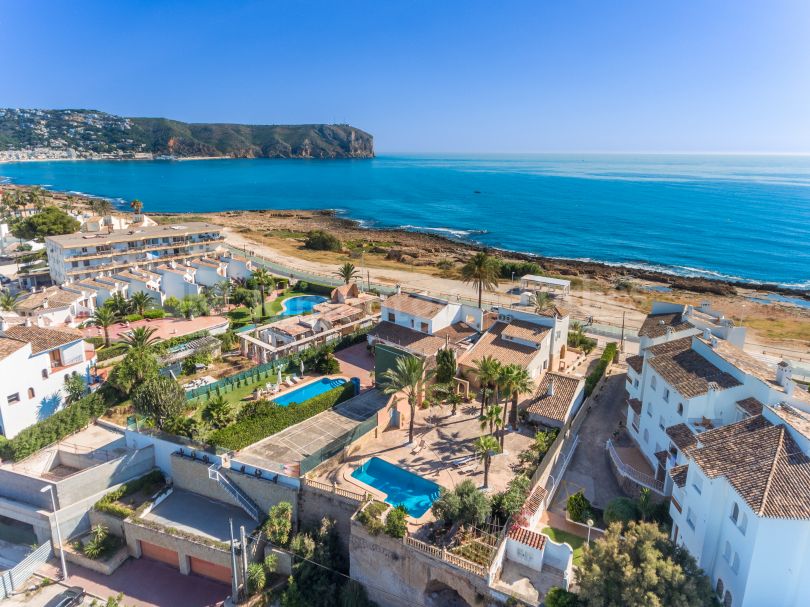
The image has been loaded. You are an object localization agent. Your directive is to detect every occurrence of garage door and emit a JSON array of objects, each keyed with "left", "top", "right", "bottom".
[
  {"left": 139, "top": 541, "right": 179, "bottom": 567},
  {"left": 189, "top": 557, "right": 232, "bottom": 584}
]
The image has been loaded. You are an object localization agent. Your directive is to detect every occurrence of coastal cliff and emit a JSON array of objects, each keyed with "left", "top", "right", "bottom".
[{"left": 0, "top": 109, "right": 374, "bottom": 160}]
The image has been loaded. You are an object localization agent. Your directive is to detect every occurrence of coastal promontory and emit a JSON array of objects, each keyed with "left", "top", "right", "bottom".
[{"left": 0, "top": 108, "right": 374, "bottom": 160}]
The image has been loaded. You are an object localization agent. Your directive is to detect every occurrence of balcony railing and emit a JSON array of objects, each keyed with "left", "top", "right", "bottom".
[{"left": 606, "top": 439, "right": 665, "bottom": 494}]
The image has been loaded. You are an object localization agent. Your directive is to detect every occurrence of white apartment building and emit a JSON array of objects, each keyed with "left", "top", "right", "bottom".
[
  {"left": 637, "top": 300, "right": 747, "bottom": 351},
  {"left": 113, "top": 268, "right": 164, "bottom": 305},
  {"left": 45, "top": 221, "right": 224, "bottom": 284},
  {"left": 221, "top": 252, "right": 254, "bottom": 281},
  {"left": 154, "top": 263, "right": 203, "bottom": 299},
  {"left": 0, "top": 324, "right": 95, "bottom": 438},
  {"left": 189, "top": 257, "right": 228, "bottom": 287},
  {"left": 65, "top": 276, "right": 129, "bottom": 306},
  {"left": 13, "top": 285, "right": 97, "bottom": 328}
]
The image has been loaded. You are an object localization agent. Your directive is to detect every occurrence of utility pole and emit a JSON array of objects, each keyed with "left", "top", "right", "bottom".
[
  {"left": 229, "top": 518, "right": 239, "bottom": 603},
  {"left": 620, "top": 311, "right": 626, "bottom": 354}
]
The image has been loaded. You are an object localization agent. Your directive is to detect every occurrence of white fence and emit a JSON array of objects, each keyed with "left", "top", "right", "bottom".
[
  {"left": 606, "top": 438, "right": 665, "bottom": 494},
  {"left": 0, "top": 541, "right": 53, "bottom": 599}
]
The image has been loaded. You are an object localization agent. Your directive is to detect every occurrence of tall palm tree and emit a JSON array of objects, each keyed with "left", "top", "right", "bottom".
[
  {"left": 0, "top": 290, "right": 19, "bottom": 312},
  {"left": 500, "top": 363, "right": 535, "bottom": 432},
  {"left": 93, "top": 198, "right": 113, "bottom": 218},
  {"left": 380, "top": 355, "right": 435, "bottom": 444},
  {"left": 475, "top": 434, "right": 500, "bottom": 488},
  {"left": 130, "top": 198, "right": 143, "bottom": 216},
  {"left": 252, "top": 268, "right": 274, "bottom": 318},
  {"left": 106, "top": 292, "right": 131, "bottom": 319},
  {"left": 122, "top": 326, "right": 159, "bottom": 349},
  {"left": 28, "top": 187, "right": 45, "bottom": 211},
  {"left": 479, "top": 403, "right": 503, "bottom": 437},
  {"left": 89, "top": 307, "right": 116, "bottom": 346},
  {"left": 129, "top": 291, "right": 153, "bottom": 316},
  {"left": 461, "top": 252, "right": 500, "bottom": 309},
  {"left": 472, "top": 355, "right": 501, "bottom": 416},
  {"left": 335, "top": 262, "right": 360, "bottom": 285}
]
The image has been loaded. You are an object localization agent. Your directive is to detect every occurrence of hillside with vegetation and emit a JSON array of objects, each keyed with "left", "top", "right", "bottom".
[{"left": 0, "top": 108, "right": 374, "bottom": 159}]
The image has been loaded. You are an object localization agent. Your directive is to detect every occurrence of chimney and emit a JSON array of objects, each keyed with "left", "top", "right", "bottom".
[
  {"left": 776, "top": 361, "right": 793, "bottom": 388},
  {"left": 703, "top": 327, "right": 711, "bottom": 340},
  {"left": 42, "top": 297, "right": 49, "bottom": 309},
  {"left": 665, "top": 326, "right": 674, "bottom": 341},
  {"left": 396, "top": 284, "right": 402, "bottom": 295},
  {"left": 24, "top": 316, "right": 32, "bottom": 327},
  {"left": 0, "top": 317, "right": 8, "bottom": 333},
  {"left": 546, "top": 379, "right": 555, "bottom": 397},
  {"left": 710, "top": 336, "right": 718, "bottom": 348}
]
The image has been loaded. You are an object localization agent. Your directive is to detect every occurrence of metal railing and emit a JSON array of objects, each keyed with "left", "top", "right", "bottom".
[
  {"left": 606, "top": 438, "right": 665, "bottom": 494},
  {"left": 208, "top": 464, "right": 260, "bottom": 522},
  {"left": 0, "top": 541, "right": 53, "bottom": 599}
]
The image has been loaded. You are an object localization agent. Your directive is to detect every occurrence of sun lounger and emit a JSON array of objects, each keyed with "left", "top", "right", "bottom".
[
  {"left": 285, "top": 378, "right": 295, "bottom": 387},
  {"left": 291, "top": 374, "right": 301, "bottom": 383},
  {"left": 451, "top": 455, "right": 476, "bottom": 468},
  {"left": 411, "top": 438, "right": 426, "bottom": 455}
]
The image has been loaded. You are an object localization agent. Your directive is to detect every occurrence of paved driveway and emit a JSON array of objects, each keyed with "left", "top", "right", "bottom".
[{"left": 37, "top": 557, "right": 228, "bottom": 607}]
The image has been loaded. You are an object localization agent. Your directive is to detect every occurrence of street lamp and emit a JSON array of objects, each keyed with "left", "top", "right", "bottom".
[
  {"left": 41, "top": 485, "right": 68, "bottom": 580},
  {"left": 586, "top": 518, "right": 594, "bottom": 545}
]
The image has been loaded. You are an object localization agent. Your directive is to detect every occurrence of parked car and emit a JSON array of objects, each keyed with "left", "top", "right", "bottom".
[{"left": 45, "top": 586, "right": 86, "bottom": 607}]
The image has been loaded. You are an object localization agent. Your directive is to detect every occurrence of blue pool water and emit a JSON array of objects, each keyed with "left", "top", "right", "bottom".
[
  {"left": 282, "top": 295, "right": 327, "bottom": 316},
  {"left": 273, "top": 377, "right": 346, "bottom": 406},
  {"left": 351, "top": 457, "right": 441, "bottom": 518}
]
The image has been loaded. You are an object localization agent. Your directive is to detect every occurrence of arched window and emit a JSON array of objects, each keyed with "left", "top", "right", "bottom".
[
  {"left": 41, "top": 368, "right": 49, "bottom": 379},
  {"left": 27, "top": 387, "right": 35, "bottom": 399},
  {"left": 677, "top": 402, "right": 684, "bottom": 416},
  {"left": 731, "top": 502, "right": 739, "bottom": 524},
  {"left": 739, "top": 513, "right": 748, "bottom": 535},
  {"left": 724, "top": 590, "right": 733, "bottom": 607},
  {"left": 722, "top": 541, "right": 731, "bottom": 562},
  {"left": 716, "top": 578, "right": 724, "bottom": 597}
]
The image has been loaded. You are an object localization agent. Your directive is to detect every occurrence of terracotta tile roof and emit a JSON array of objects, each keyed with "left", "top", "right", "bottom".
[
  {"left": 3, "top": 325, "right": 83, "bottom": 354},
  {"left": 522, "top": 485, "right": 548, "bottom": 518},
  {"left": 535, "top": 304, "right": 568, "bottom": 318},
  {"left": 627, "top": 398, "right": 642, "bottom": 415},
  {"left": 626, "top": 355, "right": 644, "bottom": 374},
  {"left": 15, "top": 287, "right": 85, "bottom": 312},
  {"left": 647, "top": 336, "right": 693, "bottom": 356},
  {"left": 434, "top": 322, "right": 478, "bottom": 343},
  {"left": 638, "top": 311, "right": 693, "bottom": 338},
  {"left": 526, "top": 372, "right": 584, "bottom": 423},
  {"left": 459, "top": 322, "right": 541, "bottom": 369},
  {"left": 648, "top": 339, "right": 741, "bottom": 399},
  {"left": 669, "top": 464, "right": 688, "bottom": 488},
  {"left": 768, "top": 403, "right": 810, "bottom": 443},
  {"left": 507, "top": 525, "right": 547, "bottom": 550},
  {"left": 382, "top": 293, "right": 447, "bottom": 319},
  {"left": 736, "top": 397, "right": 764, "bottom": 417},
  {"left": 368, "top": 321, "right": 446, "bottom": 357},
  {"left": 690, "top": 415, "right": 810, "bottom": 519},
  {"left": 666, "top": 423, "right": 697, "bottom": 453},
  {"left": 501, "top": 319, "right": 550, "bottom": 344},
  {"left": 269, "top": 317, "right": 315, "bottom": 337},
  {"left": 0, "top": 335, "right": 29, "bottom": 361}
]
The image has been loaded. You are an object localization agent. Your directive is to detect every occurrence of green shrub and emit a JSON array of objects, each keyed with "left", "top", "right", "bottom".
[
  {"left": 143, "top": 309, "right": 166, "bottom": 319},
  {"left": 94, "top": 470, "right": 165, "bottom": 518},
  {"left": 304, "top": 230, "right": 341, "bottom": 252},
  {"left": 0, "top": 391, "right": 111, "bottom": 461},
  {"left": 357, "top": 501, "right": 388, "bottom": 535},
  {"left": 384, "top": 505, "right": 408, "bottom": 538},
  {"left": 432, "top": 480, "right": 491, "bottom": 527},
  {"left": 584, "top": 342, "right": 618, "bottom": 396},
  {"left": 124, "top": 313, "right": 143, "bottom": 322},
  {"left": 207, "top": 382, "right": 355, "bottom": 449},
  {"left": 604, "top": 497, "right": 640, "bottom": 526},
  {"left": 97, "top": 343, "right": 128, "bottom": 362},
  {"left": 84, "top": 337, "right": 105, "bottom": 348},
  {"left": 246, "top": 562, "right": 266, "bottom": 595},
  {"left": 545, "top": 587, "right": 581, "bottom": 607},
  {"left": 299, "top": 281, "right": 334, "bottom": 296},
  {"left": 499, "top": 261, "right": 541, "bottom": 279},
  {"left": 567, "top": 491, "right": 592, "bottom": 523}
]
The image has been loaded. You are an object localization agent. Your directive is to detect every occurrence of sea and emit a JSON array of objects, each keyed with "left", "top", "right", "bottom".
[{"left": 2, "top": 154, "right": 810, "bottom": 288}]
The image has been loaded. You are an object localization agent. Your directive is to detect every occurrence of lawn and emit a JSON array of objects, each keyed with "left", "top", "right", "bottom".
[
  {"left": 228, "top": 289, "right": 310, "bottom": 326},
  {"left": 542, "top": 526, "right": 587, "bottom": 566}
]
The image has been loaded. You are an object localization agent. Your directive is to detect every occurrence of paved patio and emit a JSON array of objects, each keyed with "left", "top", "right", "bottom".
[
  {"left": 492, "top": 560, "right": 566, "bottom": 606},
  {"left": 142, "top": 490, "right": 256, "bottom": 542},
  {"left": 334, "top": 342, "right": 375, "bottom": 387},
  {"left": 83, "top": 315, "right": 229, "bottom": 343}
]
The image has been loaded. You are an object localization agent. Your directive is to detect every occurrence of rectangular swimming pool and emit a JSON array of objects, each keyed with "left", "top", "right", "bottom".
[
  {"left": 272, "top": 377, "right": 346, "bottom": 406},
  {"left": 351, "top": 457, "right": 441, "bottom": 518}
]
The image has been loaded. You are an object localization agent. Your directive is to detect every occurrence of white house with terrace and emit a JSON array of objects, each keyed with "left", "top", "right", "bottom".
[
  {"left": 13, "top": 285, "right": 96, "bottom": 328},
  {"left": 636, "top": 300, "right": 747, "bottom": 351},
  {"left": 113, "top": 268, "right": 164, "bottom": 304},
  {"left": 0, "top": 323, "right": 95, "bottom": 438},
  {"left": 64, "top": 276, "right": 129, "bottom": 306},
  {"left": 154, "top": 262, "right": 204, "bottom": 299}
]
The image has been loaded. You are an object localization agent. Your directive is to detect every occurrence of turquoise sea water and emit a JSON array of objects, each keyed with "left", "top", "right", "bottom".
[
  {"left": 351, "top": 456, "right": 441, "bottom": 517},
  {"left": 272, "top": 377, "right": 346, "bottom": 406},
  {"left": 3, "top": 154, "right": 810, "bottom": 287}
]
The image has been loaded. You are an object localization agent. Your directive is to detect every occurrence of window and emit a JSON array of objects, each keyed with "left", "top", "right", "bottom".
[
  {"left": 739, "top": 513, "right": 748, "bottom": 535},
  {"left": 659, "top": 415, "right": 665, "bottom": 430},
  {"left": 677, "top": 402, "right": 684, "bottom": 416},
  {"left": 722, "top": 541, "right": 731, "bottom": 562},
  {"left": 716, "top": 578, "right": 724, "bottom": 598},
  {"left": 731, "top": 553, "right": 740, "bottom": 574},
  {"left": 27, "top": 388, "right": 35, "bottom": 399},
  {"left": 42, "top": 369, "right": 49, "bottom": 379},
  {"left": 692, "top": 473, "right": 703, "bottom": 495},
  {"left": 730, "top": 502, "right": 739, "bottom": 524},
  {"left": 647, "top": 402, "right": 653, "bottom": 418},
  {"left": 387, "top": 312, "right": 395, "bottom": 322},
  {"left": 7, "top": 393, "right": 20, "bottom": 404},
  {"left": 420, "top": 322, "right": 429, "bottom": 332},
  {"left": 723, "top": 591, "right": 732, "bottom": 607},
  {"left": 634, "top": 379, "right": 639, "bottom": 387},
  {"left": 651, "top": 375, "right": 657, "bottom": 390},
  {"left": 663, "top": 388, "right": 670, "bottom": 402},
  {"left": 643, "top": 429, "right": 649, "bottom": 444},
  {"left": 686, "top": 507, "right": 696, "bottom": 530}
]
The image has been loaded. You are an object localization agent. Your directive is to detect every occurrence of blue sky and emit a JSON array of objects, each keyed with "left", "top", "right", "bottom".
[{"left": 1, "top": 0, "right": 809, "bottom": 153}]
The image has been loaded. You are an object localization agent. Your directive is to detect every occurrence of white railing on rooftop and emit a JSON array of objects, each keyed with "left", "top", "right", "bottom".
[{"left": 606, "top": 439, "right": 665, "bottom": 494}]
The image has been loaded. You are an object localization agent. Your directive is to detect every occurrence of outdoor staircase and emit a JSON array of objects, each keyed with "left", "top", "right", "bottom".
[{"left": 208, "top": 464, "right": 261, "bottom": 522}]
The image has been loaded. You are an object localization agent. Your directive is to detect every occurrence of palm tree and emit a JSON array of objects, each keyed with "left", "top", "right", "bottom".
[
  {"left": 447, "top": 391, "right": 463, "bottom": 416},
  {"left": 472, "top": 355, "right": 501, "bottom": 416},
  {"left": 380, "top": 355, "right": 435, "bottom": 444},
  {"left": 531, "top": 291, "right": 554, "bottom": 315},
  {"left": 252, "top": 268, "right": 274, "bottom": 318},
  {"left": 461, "top": 252, "right": 500, "bottom": 309},
  {"left": 500, "top": 363, "right": 535, "bottom": 432},
  {"left": 122, "top": 326, "right": 159, "bottom": 349},
  {"left": 214, "top": 280, "right": 232, "bottom": 312},
  {"left": 479, "top": 403, "right": 503, "bottom": 437},
  {"left": 336, "top": 262, "right": 360, "bottom": 285},
  {"left": 89, "top": 307, "right": 116, "bottom": 346},
  {"left": 0, "top": 290, "right": 19, "bottom": 312},
  {"left": 130, "top": 198, "right": 143, "bottom": 216},
  {"left": 28, "top": 187, "right": 45, "bottom": 211},
  {"left": 637, "top": 488, "right": 653, "bottom": 522},
  {"left": 93, "top": 198, "right": 113, "bottom": 217},
  {"left": 475, "top": 434, "right": 500, "bottom": 488},
  {"left": 129, "top": 291, "right": 153, "bottom": 316},
  {"left": 106, "top": 292, "right": 131, "bottom": 319}
]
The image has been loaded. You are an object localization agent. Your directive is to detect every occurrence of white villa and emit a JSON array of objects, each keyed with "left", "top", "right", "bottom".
[
  {"left": 617, "top": 303, "right": 810, "bottom": 607},
  {"left": 13, "top": 285, "right": 97, "bottom": 329},
  {"left": 0, "top": 323, "right": 95, "bottom": 438},
  {"left": 154, "top": 262, "right": 204, "bottom": 299}
]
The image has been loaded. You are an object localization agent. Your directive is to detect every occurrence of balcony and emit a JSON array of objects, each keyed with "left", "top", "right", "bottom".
[
  {"left": 606, "top": 438, "right": 665, "bottom": 494},
  {"left": 51, "top": 354, "right": 86, "bottom": 373}
]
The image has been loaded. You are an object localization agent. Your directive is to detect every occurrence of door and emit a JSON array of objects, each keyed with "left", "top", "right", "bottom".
[
  {"left": 189, "top": 557, "right": 232, "bottom": 584},
  {"left": 139, "top": 541, "right": 178, "bottom": 567}
]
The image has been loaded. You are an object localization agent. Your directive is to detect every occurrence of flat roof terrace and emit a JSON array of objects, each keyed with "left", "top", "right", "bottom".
[
  {"left": 46, "top": 222, "right": 222, "bottom": 248},
  {"left": 236, "top": 389, "right": 389, "bottom": 475},
  {"left": 141, "top": 489, "right": 256, "bottom": 543}
]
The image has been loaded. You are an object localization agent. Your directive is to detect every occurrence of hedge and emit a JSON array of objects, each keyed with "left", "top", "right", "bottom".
[
  {"left": 97, "top": 343, "right": 128, "bottom": 362},
  {"left": 94, "top": 470, "right": 165, "bottom": 518},
  {"left": 143, "top": 309, "right": 166, "bottom": 319},
  {"left": 584, "top": 342, "right": 618, "bottom": 396},
  {"left": 0, "top": 390, "right": 112, "bottom": 462},
  {"left": 301, "top": 281, "right": 337, "bottom": 296},
  {"left": 207, "top": 382, "right": 355, "bottom": 450}
]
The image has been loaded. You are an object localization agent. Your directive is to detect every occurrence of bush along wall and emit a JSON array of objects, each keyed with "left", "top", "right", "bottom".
[
  {"left": 207, "top": 382, "right": 355, "bottom": 450},
  {"left": 584, "top": 342, "right": 618, "bottom": 396}
]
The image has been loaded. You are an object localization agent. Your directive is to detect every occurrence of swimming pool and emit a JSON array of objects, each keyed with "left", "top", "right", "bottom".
[
  {"left": 351, "top": 457, "right": 441, "bottom": 518},
  {"left": 272, "top": 377, "right": 347, "bottom": 406},
  {"left": 282, "top": 295, "right": 328, "bottom": 316}
]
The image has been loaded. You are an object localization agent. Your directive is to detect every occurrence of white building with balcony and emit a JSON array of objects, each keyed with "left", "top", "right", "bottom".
[
  {"left": 0, "top": 324, "right": 95, "bottom": 438},
  {"left": 154, "top": 263, "right": 203, "bottom": 299},
  {"left": 189, "top": 257, "right": 228, "bottom": 287},
  {"left": 13, "top": 285, "right": 96, "bottom": 328}
]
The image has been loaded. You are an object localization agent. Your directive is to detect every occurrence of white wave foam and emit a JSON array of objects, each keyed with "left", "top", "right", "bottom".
[{"left": 399, "top": 224, "right": 487, "bottom": 239}]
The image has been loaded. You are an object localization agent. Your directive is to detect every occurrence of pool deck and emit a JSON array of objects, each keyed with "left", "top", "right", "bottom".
[{"left": 313, "top": 399, "right": 535, "bottom": 524}]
